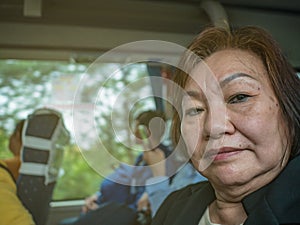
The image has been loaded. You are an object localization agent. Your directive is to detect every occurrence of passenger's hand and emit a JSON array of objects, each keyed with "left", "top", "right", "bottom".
[
  {"left": 81, "top": 194, "right": 99, "bottom": 213},
  {"left": 143, "top": 148, "right": 166, "bottom": 177},
  {"left": 137, "top": 192, "right": 151, "bottom": 212}
]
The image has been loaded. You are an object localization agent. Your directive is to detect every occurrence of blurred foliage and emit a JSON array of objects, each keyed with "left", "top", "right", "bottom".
[
  {"left": 0, "top": 60, "right": 85, "bottom": 132},
  {"left": 0, "top": 59, "right": 154, "bottom": 200},
  {"left": 0, "top": 128, "right": 12, "bottom": 159},
  {"left": 53, "top": 144, "right": 103, "bottom": 200}
]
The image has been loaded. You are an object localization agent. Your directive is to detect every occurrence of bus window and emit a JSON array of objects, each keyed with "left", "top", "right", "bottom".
[{"left": 0, "top": 59, "right": 156, "bottom": 200}]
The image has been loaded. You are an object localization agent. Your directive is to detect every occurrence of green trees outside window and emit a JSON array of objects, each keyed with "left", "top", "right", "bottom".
[{"left": 0, "top": 59, "right": 155, "bottom": 200}]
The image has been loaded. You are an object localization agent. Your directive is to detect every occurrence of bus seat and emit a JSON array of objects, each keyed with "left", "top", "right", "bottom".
[{"left": 17, "top": 108, "right": 69, "bottom": 225}]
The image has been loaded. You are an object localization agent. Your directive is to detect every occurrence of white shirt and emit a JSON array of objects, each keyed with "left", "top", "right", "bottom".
[{"left": 198, "top": 207, "right": 243, "bottom": 225}]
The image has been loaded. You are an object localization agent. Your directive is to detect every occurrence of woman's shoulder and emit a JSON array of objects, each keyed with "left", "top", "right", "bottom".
[
  {"left": 152, "top": 181, "right": 213, "bottom": 225},
  {"left": 0, "top": 159, "right": 16, "bottom": 187},
  {"left": 0, "top": 159, "right": 7, "bottom": 167}
]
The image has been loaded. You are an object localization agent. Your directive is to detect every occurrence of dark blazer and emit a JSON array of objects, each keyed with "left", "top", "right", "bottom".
[{"left": 151, "top": 155, "right": 300, "bottom": 225}]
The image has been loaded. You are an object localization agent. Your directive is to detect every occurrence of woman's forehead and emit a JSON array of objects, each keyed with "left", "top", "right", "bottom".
[{"left": 185, "top": 49, "right": 267, "bottom": 86}]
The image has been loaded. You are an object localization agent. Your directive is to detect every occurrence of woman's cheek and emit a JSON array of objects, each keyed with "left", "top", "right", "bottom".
[{"left": 181, "top": 119, "right": 202, "bottom": 157}]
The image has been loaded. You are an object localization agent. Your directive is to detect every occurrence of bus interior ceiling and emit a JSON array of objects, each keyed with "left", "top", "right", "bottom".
[{"left": 0, "top": 0, "right": 300, "bottom": 68}]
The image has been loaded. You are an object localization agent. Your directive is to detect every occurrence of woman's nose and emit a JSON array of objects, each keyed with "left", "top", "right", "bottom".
[{"left": 203, "top": 103, "right": 234, "bottom": 140}]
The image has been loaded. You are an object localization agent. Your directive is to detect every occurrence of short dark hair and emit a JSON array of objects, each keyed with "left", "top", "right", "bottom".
[{"left": 135, "top": 110, "right": 166, "bottom": 142}]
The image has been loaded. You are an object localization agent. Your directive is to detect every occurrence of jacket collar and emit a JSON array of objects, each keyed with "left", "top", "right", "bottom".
[
  {"left": 173, "top": 182, "right": 215, "bottom": 225},
  {"left": 242, "top": 155, "right": 300, "bottom": 225}
]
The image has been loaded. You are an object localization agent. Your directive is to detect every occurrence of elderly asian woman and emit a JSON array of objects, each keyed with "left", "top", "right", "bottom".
[{"left": 151, "top": 26, "right": 300, "bottom": 225}]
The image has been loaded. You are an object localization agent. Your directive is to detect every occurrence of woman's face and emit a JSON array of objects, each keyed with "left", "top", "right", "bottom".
[{"left": 180, "top": 49, "right": 290, "bottom": 188}]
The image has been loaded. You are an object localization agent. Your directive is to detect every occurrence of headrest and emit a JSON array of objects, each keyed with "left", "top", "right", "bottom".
[{"left": 19, "top": 108, "right": 69, "bottom": 185}]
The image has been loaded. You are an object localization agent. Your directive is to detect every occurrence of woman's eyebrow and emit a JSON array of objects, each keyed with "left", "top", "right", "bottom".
[
  {"left": 220, "top": 73, "right": 256, "bottom": 88},
  {"left": 184, "top": 90, "right": 201, "bottom": 99},
  {"left": 182, "top": 90, "right": 205, "bottom": 103},
  {"left": 183, "top": 73, "right": 256, "bottom": 100}
]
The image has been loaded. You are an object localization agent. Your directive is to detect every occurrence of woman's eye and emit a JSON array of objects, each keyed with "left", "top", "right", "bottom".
[
  {"left": 184, "top": 107, "right": 204, "bottom": 116},
  {"left": 228, "top": 94, "right": 251, "bottom": 104}
]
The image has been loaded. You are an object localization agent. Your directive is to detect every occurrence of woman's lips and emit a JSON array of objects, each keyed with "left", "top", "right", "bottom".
[{"left": 204, "top": 147, "right": 244, "bottom": 161}]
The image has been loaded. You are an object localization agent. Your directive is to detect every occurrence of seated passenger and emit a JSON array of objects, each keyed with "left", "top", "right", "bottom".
[
  {"left": 0, "top": 120, "right": 35, "bottom": 225},
  {"left": 86, "top": 110, "right": 173, "bottom": 211},
  {"left": 61, "top": 110, "right": 205, "bottom": 225},
  {"left": 60, "top": 110, "right": 170, "bottom": 225},
  {"left": 3, "top": 120, "right": 25, "bottom": 180}
]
